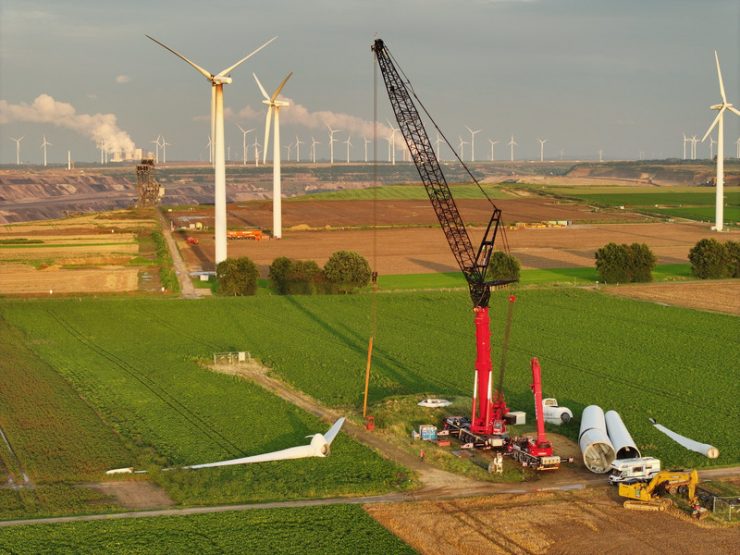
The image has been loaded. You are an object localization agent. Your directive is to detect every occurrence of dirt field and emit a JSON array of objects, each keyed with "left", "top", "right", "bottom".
[
  {"left": 365, "top": 488, "right": 740, "bottom": 555},
  {"left": 0, "top": 263, "right": 139, "bottom": 294},
  {"left": 606, "top": 280, "right": 740, "bottom": 315},
  {"left": 91, "top": 481, "right": 174, "bottom": 510},
  {"left": 177, "top": 221, "right": 738, "bottom": 274}
]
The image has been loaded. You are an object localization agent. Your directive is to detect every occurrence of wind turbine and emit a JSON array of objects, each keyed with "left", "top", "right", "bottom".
[
  {"left": 40, "top": 135, "right": 52, "bottom": 166},
  {"left": 311, "top": 137, "right": 320, "bottom": 164},
  {"left": 709, "top": 137, "right": 716, "bottom": 160},
  {"left": 508, "top": 135, "right": 517, "bottom": 162},
  {"left": 146, "top": 34, "right": 276, "bottom": 265},
  {"left": 435, "top": 133, "right": 443, "bottom": 161},
  {"left": 465, "top": 126, "right": 481, "bottom": 162},
  {"left": 295, "top": 136, "right": 303, "bottom": 163},
  {"left": 255, "top": 71, "right": 293, "bottom": 240},
  {"left": 344, "top": 136, "right": 352, "bottom": 163},
  {"left": 10, "top": 137, "right": 23, "bottom": 165},
  {"left": 253, "top": 140, "right": 261, "bottom": 167},
  {"left": 682, "top": 133, "right": 688, "bottom": 160},
  {"left": 284, "top": 143, "right": 293, "bottom": 161},
  {"left": 458, "top": 136, "right": 467, "bottom": 161},
  {"left": 387, "top": 120, "right": 398, "bottom": 165},
  {"left": 327, "top": 125, "right": 340, "bottom": 165},
  {"left": 151, "top": 136, "right": 161, "bottom": 164},
  {"left": 488, "top": 138, "right": 498, "bottom": 162},
  {"left": 161, "top": 137, "right": 171, "bottom": 163},
  {"left": 691, "top": 135, "right": 698, "bottom": 160},
  {"left": 363, "top": 136, "right": 371, "bottom": 163},
  {"left": 237, "top": 125, "right": 254, "bottom": 165},
  {"left": 598, "top": 149, "right": 604, "bottom": 162},
  {"left": 537, "top": 138, "right": 548, "bottom": 162},
  {"left": 736, "top": 137, "right": 740, "bottom": 158},
  {"left": 701, "top": 50, "right": 740, "bottom": 232}
]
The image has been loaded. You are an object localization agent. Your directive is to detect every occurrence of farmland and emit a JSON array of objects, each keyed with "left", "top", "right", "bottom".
[
  {"left": 1, "top": 288, "right": 737, "bottom": 475},
  {"left": 0, "top": 504, "right": 414, "bottom": 554}
]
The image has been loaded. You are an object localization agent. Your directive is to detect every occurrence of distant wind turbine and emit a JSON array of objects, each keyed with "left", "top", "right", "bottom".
[
  {"left": 237, "top": 125, "right": 254, "bottom": 165},
  {"left": 701, "top": 50, "right": 740, "bottom": 232},
  {"left": 255, "top": 71, "right": 293, "bottom": 240},
  {"left": 458, "top": 136, "right": 467, "bottom": 161},
  {"left": 736, "top": 137, "right": 740, "bottom": 158},
  {"left": 598, "top": 149, "right": 604, "bottom": 162},
  {"left": 146, "top": 33, "right": 276, "bottom": 265},
  {"left": 327, "top": 125, "right": 340, "bottom": 165},
  {"left": 465, "top": 126, "right": 481, "bottom": 162},
  {"left": 537, "top": 138, "right": 548, "bottom": 162},
  {"left": 690, "top": 135, "right": 698, "bottom": 160},
  {"left": 387, "top": 121, "right": 398, "bottom": 165},
  {"left": 10, "top": 137, "right": 23, "bottom": 165},
  {"left": 41, "top": 135, "right": 52, "bottom": 166},
  {"left": 161, "top": 137, "right": 171, "bottom": 163},
  {"left": 508, "top": 135, "right": 517, "bottom": 162},
  {"left": 435, "top": 133, "right": 443, "bottom": 161},
  {"left": 295, "top": 136, "right": 303, "bottom": 163},
  {"left": 151, "top": 136, "right": 161, "bottom": 164},
  {"left": 311, "top": 137, "right": 319, "bottom": 164},
  {"left": 682, "top": 133, "right": 688, "bottom": 160},
  {"left": 488, "top": 138, "right": 498, "bottom": 162},
  {"left": 344, "top": 136, "right": 352, "bottom": 163},
  {"left": 363, "top": 136, "right": 370, "bottom": 163}
]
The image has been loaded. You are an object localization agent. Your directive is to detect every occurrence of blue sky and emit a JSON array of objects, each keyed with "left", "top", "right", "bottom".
[{"left": 1, "top": 0, "right": 738, "bottom": 163}]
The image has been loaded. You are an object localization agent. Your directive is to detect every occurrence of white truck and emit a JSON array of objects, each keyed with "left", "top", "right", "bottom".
[
  {"left": 542, "top": 398, "right": 573, "bottom": 425},
  {"left": 607, "top": 457, "right": 661, "bottom": 485}
]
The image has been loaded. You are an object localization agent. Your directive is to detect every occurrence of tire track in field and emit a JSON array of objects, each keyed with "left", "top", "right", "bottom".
[
  {"left": 134, "top": 307, "right": 222, "bottom": 352},
  {"left": 0, "top": 426, "right": 32, "bottom": 488},
  {"left": 47, "top": 310, "right": 244, "bottom": 459}
]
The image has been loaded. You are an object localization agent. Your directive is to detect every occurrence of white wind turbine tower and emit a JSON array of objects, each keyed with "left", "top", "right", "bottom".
[
  {"left": 598, "top": 149, "right": 604, "bottom": 162},
  {"left": 311, "top": 137, "right": 319, "bottom": 164},
  {"left": 344, "top": 136, "right": 352, "bottom": 163},
  {"left": 146, "top": 34, "right": 276, "bottom": 265},
  {"left": 434, "top": 133, "right": 443, "bottom": 161},
  {"left": 10, "top": 137, "right": 23, "bottom": 165},
  {"left": 363, "top": 137, "right": 371, "bottom": 163},
  {"left": 701, "top": 50, "right": 740, "bottom": 232},
  {"left": 161, "top": 137, "right": 171, "bottom": 164},
  {"left": 736, "top": 137, "right": 740, "bottom": 158},
  {"left": 253, "top": 140, "right": 261, "bottom": 167},
  {"left": 465, "top": 126, "right": 481, "bottom": 162},
  {"left": 682, "top": 133, "right": 688, "bottom": 160},
  {"left": 387, "top": 121, "right": 399, "bottom": 165},
  {"left": 690, "top": 135, "right": 698, "bottom": 160},
  {"left": 255, "top": 71, "right": 293, "bottom": 240},
  {"left": 537, "top": 138, "right": 548, "bottom": 162},
  {"left": 457, "top": 136, "right": 467, "bottom": 160},
  {"left": 709, "top": 137, "right": 716, "bottom": 160},
  {"left": 41, "top": 135, "right": 52, "bottom": 166},
  {"left": 508, "top": 135, "right": 517, "bottom": 162},
  {"left": 151, "top": 136, "right": 161, "bottom": 164},
  {"left": 295, "top": 137, "right": 303, "bottom": 163},
  {"left": 284, "top": 144, "right": 293, "bottom": 162},
  {"left": 327, "top": 125, "right": 340, "bottom": 165},
  {"left": 488, "top": 139, "right": 498, "bottom": 162},
  {"left": 237, "top": 125, "right": 254, "bottom": 165}
]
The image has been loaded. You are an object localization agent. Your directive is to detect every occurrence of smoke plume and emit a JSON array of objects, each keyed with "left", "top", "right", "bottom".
[{"left": 0, "top": 94, "right": 135, "bottom": 153}]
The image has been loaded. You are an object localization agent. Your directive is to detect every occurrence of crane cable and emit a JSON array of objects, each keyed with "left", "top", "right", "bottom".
[
  {"left": 386, "top": 47, "right": 511, "bottom": 256},
  {"left": 362, "top": 49, "right": 380, "bottom": 420}
]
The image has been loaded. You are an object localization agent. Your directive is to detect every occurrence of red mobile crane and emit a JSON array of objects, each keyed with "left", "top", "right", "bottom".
[
  {"left": 372, "top": 39, "right": 517, "bottom": 444},
  {"left": 509, "top": 358, "right": 561, "bottom": 470}
]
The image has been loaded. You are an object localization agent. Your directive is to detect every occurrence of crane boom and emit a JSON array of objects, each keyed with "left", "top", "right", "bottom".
[
  {"left": 372, "top": 38, "right": 513, "bottom": 436},
  {"left": 372, "top": 38, "right": 506, "bottom": 308}
]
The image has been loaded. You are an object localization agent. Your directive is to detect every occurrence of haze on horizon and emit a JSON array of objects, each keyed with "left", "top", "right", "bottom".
[{"left": 0, "top": 0, "right": 738, "bottom": 164}]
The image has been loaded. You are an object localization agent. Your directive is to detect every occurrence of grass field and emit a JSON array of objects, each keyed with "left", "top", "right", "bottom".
[
  {"left": 376, "top": 264, "right": 693, "bottom": 289},
  {"left": 526, "top": 185, "right": 740, "bottom": 224},
  {"left": 296, "top": 182, "right": 511, "bottom": 201},
  {"left": 0, "top": 505, "right": 414, "bottom": 554},
  {"left": 1, "top": 288, "right": 736, "bottom": 473}
]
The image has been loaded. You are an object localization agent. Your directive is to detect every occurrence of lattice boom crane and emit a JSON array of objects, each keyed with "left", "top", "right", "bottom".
[{"left": 372, "top": 39, "right": 516, "bottom": 437}]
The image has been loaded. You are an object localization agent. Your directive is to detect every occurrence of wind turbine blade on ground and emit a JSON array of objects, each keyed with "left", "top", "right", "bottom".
[
  {"left": 145, "top": 35, "right": 213, "bottom": 80},
  {"left": 216, "top": 36, "right": 277, "bottom": 79},
  {"left": 324, "top": 417, "right": 346, "bottom": 445},
  {"left": 702, "top": 108, "right": 724, "bottom": 142},
  {"left": 714, "top": 50, "right": 727, "bottom": 103},
  {"left": 263, "top": 105, "right": 273, "bottom": 163},
  {"left": 271, "top": 72, "right": 293, "bottom": 102},
  {"left": 253, "top": 73, "right": 270, "bottom": 100}
]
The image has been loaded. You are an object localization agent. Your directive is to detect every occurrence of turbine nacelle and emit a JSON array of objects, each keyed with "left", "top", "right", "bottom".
[{"left": 212, "top": 76, "right": 233, "bottom": 85}]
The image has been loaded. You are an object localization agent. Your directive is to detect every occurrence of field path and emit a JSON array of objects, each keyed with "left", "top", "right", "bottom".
[{"left": 156, "top": 211, "right": 198, "bottom": 299}]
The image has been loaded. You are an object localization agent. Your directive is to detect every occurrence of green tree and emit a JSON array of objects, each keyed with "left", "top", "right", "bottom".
[
  {"left": 627, "top": 243, "right": 657, "bottom": 283},
  {"left": 287, "top": 260, "right": 324, "bottom": 295},
  {"left": 595, "top": 243, "right": 632, "bottom": 283},
  {"left": 688, "top": 238, "right": 731, "bottom": 279},
  {"left": 725, "top": 241, "right": 740, "bottom": 278},
  {"left": 268, "top": 256, "right": 293, "bottom": 294},
  {"left": 486, "top": 251, "right": 520, "bottom": 282},
  {"left": 324, "top": 251, "right": 371, "bottom": 293},
  {"left": 216, "top": 257, "right": 258, "bottom": 296}
]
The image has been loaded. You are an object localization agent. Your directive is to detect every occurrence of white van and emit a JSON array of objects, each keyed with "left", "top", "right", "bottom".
[{"left": 608, "top": 457, "right": 661, "bottom": 485}]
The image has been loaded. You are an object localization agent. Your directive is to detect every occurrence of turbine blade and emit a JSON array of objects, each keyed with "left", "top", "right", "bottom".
[
  {"left": 701, "top": 109, "right": 723, "bottom": 142},
  {"left": 253, "top": 73, "right": 270, "bottom": 101},
  {"left": 145, "top": 35, "right": 213, "bottom": 80},
  {"left": 324, "top": 417, "right": 346, "bottom": 445},
  {"left": 271, "top": 72, "right": 293, "bottom": 102},
  {"left": 263, "top": 106, "right": 273, "bottom": 164},
  {"left": 714, "top": 51, "right": 727, "bottom": 104},
  {"left": 728, "top": 106, "right": 740, "bottom": 117},
  {"left": 216, "top": 36, "right": 277, "bottom": 79},
  {"left": 237, "top": 124, "right": 246, "bottom": 133}
]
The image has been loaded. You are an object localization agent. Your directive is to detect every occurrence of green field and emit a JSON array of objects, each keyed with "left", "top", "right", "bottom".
[
  {"left": 527, "top": 185, "right": 740, "bottom": 224},
  {"left": 1, "top": 288, "right": 737, "bottom": 477},
  {"left": 0, "top": 505, "right": 414, "bottom": 555},
  {"left": 377, "top": 264, "right": 693, "bottom": 289},
  {"left": 294, "top": 182, "right": 511, "bottom": 201}
]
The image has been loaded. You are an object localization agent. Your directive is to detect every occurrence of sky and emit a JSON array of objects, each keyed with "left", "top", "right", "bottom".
[{"left": 1, "top": 0, "right": 738, "bottom": 164}]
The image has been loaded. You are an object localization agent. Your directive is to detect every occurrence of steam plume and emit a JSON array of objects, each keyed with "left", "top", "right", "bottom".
[{"left": 0, "top": 94, "right": 135, "bottom": 153}]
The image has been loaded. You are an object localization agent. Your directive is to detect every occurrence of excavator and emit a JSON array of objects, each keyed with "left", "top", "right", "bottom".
[
  {"left": 619, "top": 469, "right": 706, "bottom": 517},
  {"left": 372, "top": 39, "right": 517, "bottom": 446}
]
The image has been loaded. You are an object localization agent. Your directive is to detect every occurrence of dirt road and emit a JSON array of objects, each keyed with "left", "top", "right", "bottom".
[{"left": 156, "top": 211, "right": 198, "bottom": 299}]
